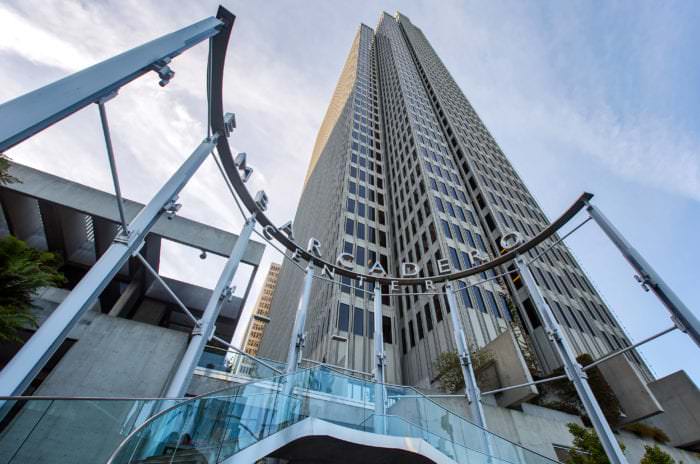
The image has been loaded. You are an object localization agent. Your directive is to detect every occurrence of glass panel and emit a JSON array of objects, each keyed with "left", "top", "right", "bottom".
[
  {"left": 0, "top": 399, "right": 161, "bottom": 464},
  {"left": 31, "top": 366, "right": 558, "bottom": 464}
]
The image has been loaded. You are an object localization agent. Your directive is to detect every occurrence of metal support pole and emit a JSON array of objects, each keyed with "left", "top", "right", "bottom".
[
  {"left": 276, "top": 264, "right": 314, "bottom": 426},
  {"left": 445, "top": 283, "right": 493, "bottom": 461},
  {"left": 0, "top": 136, "right": 218, "bottom": 399},
  {"left": 165, "top": 214, "right": 257, "bottom": 398},
  {"left": 97, "top": 99, "right": 129, "bottom": 233},
  {"left": 373, "top": 285, "right": 386, "bottom": 433},
  {"left": 445, "top": 284, "right": 486, "bottom": 427},
  {"left": 136, "top": 253, "right": 198, "bottom": 323},
  {"left": 285, "top": 264, "right": 314, "bottom": 373},
  {"left": 0, "top": 15, "right": 223, "bottom": 151},
  {"left": 583, "top": 325, "right": 676, "bottom": 371},
  {"left": 515, "top": 255, "right": 627, "bottom": 464},
  {"left": 586, "top": 202, "right": 700, "bottom": 348}
]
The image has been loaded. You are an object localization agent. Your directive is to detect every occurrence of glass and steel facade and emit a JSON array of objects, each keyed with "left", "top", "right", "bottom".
[
  {"left": 242, "top": 263, "right": 281, "bottom": 356},
  {"left": 260, "top": 12, "right": 651, "bottom": 387}
]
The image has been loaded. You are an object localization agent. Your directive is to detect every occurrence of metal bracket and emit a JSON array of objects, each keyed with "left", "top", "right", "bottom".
[
  {"left": 191, "top": 325, "right": 204, "bottom": 336},
  {"left": 220, "top": 286, "right": 236, "bottom": 302},
  {"left": 113, "top": 233, "right": 131, "bottom": 245},
  {"left": 671, "top": 315, "right": 687, "bottom": 333},
  {"left": 564, "top": 362, "right": 587, "bottom": 381},
  {"left": 97, "top": 91, "right": 119, "bottom": 104},
  {"left": 151, "top": 58, "right": 175, "bottom": 87},
  {"left": 163, "top": 197, "right": 182, "bottom": 220},
  {"left": 634, "top": 274, "right": 651, "bottom": 292},
  {"left": 223, "top": 112, "right": 236, "bottom": 137}
]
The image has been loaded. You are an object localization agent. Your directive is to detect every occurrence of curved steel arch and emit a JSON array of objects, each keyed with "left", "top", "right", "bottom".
[{"left": 208, "top": 17, "right": 592, "bottom": 286}]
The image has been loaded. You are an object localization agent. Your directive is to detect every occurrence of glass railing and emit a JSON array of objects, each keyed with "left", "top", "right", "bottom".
[
  {"left": 0, "top": 355, "right": 282, "bottom": 464},
  {"left": 0, "top": 398, "right": 162, "bottom": 464},
  {"left": 199, "top": 346, "right": 285, "bottom": 381},
  {"left": 108, "top": 366, "right": 558, "bottom": 464}
]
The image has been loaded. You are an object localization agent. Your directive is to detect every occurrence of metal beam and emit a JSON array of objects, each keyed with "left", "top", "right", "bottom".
[
  {"left": 445, "top": 283, "right": 494, "bottom": 461},
  {"left": 97, "top": 99, "right": 129, "bottom": 232},
  {"left": 583, "top": 326, "right": 676, "bottom": 371},
  {"left": 373, "top": 285, "right": 386, "bottom": 433},
  {"left": 286, "top": 265, "right": 314, "bottom": 373},
  {"left": 0, "top": 136, "right": 218, "bottom": 399},
  {"left": 445, "top": 283, "right": 486, "bottom": 426},
  {"left": 0, "top": 17, "right": 223, "bottom": 151},
  {"left": 165, "top": 214, "right": 257, "bottom": 398},
  {"left": 586, "top": 202, "right": 700, "bottom": 348},
  {"left": 515, "top": 255, "right": 627, "bottom": 464}
]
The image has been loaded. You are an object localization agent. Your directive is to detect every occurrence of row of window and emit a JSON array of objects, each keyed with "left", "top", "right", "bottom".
[{"left": 337, "top": 302, "right": 393, "bottom": 343}]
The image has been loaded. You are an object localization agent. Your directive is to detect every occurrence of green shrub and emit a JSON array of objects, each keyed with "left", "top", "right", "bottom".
[
  {"left": 0, "top": 236, "right": 65, "bottom": 342},
  {"left": 623, "top": 423, "right": 670, "bottom": 444},
  {"left": 640, "top": 445, "right": 674, "bottom": 464},
  {"left": 434, "top": 349, "right": 493, "bottom": 393},
  {"left": 533, "top": 353, "right": 622, "bottom": 425},
  {"left": 566, "top": 423, "right": 625, "bottom": 464}
]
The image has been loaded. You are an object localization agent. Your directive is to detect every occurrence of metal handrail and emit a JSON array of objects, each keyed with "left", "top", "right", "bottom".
[
  {"left": 0, "top": 395, "right": 189, "bottom": 401},
  {"left": 105, "top": 365, "right": 316, "bottom": 464}
]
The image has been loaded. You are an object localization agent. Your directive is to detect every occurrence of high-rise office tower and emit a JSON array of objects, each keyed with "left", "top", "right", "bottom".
[
  {"left": 260, "top": 12, "right": 650, "bottom": 387},
  {"left": 242, "top": 263, "right": 281, "bottom": 356}
]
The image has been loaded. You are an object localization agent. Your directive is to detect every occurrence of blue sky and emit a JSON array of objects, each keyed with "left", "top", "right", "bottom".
[{"left": 1, "top": 1, "right": 698, "bottom": 384}]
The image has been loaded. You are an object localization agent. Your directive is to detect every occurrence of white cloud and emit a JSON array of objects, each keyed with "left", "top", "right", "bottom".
[{"left": 0, "top": 4, "right": 92, "bottom": 71}]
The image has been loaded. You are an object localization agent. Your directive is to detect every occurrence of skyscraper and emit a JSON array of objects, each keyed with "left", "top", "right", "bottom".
[
  {"left": 242, "top": 263, "right": 281, "bottom": 356},
  {"left": 260, "top": 12, "right": 650, "bottom": 388}
]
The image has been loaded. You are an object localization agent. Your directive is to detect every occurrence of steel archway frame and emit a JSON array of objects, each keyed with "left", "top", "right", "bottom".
[
  {"left": 0, "top": 8, "right": 234, "bottom": 400},
  {"left": 208, "top": 12, "right": 592, "bottom": 287},
  {"left": 0, "top": 7, "right": 694, "bottom": 464}
]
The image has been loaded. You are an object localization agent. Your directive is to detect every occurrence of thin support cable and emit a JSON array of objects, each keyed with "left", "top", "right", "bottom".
[
  {"left": 137, "top": 254, "right": 281, "bottom": 375},
  {"left": 135, "top": 253, "right": 199, "bottom": 324},
  {"left": 206, "top": 38, "right": 212, "bottom": 138},
  {"left": 526, "top": 217, "right": 592, "bottom": 266},
  {"left": 97, "top": 100, "right": 129, "bottom": 232},
  {"left": 211, "top": 150, "right": 247, "bottom": 219},
  {"left": 301, "top": 358, "right": 373, "bottom": 378},
  {"left": 583, "top": 325, "right": 677, "bottom": 371},
  {"left": 481, "top": 374, "right": 569, "bottom": 396}
]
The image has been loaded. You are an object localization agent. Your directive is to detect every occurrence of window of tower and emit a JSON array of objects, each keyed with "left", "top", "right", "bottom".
[{"left": 338, "top": 303, "right": 350, "bottom": 332}]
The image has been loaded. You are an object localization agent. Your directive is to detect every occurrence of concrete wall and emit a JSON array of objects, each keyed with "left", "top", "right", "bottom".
[
  {"left": 428, "top": 395, "right": 700, "bottom": 463},
  {"left": 36, "top": 314, "right": 187, "bottom": 397},
  {"left": 0, "top": 314, "right": 188, "bottom": 464},
  {"left": 598, "top": 354, "right": 663, "bottom": 424},
  {"left": 482, "top": 330, "right": 538, "bottom": 407},
  {"left": 645, "top": 371, "right": 700, "bottom": 450}
]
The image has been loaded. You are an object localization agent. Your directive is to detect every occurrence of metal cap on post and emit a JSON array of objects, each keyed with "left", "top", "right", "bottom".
[{"left": 515, "top": 255, "right": 627, "bottom": 464}]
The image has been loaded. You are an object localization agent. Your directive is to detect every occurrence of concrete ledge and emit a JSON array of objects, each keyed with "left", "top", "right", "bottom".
[{"left": 4, "top": 162, "right": 264, "bottom": 265}]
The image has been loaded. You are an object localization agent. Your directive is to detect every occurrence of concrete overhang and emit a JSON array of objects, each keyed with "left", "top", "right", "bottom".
[{"left": 3, "top": 162, "right": 264, "bottom": 266}]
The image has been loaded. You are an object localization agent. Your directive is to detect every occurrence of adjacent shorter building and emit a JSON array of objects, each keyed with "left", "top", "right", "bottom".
[{"left": 242, "top": 262, "right": 281, "bottom": 356}]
